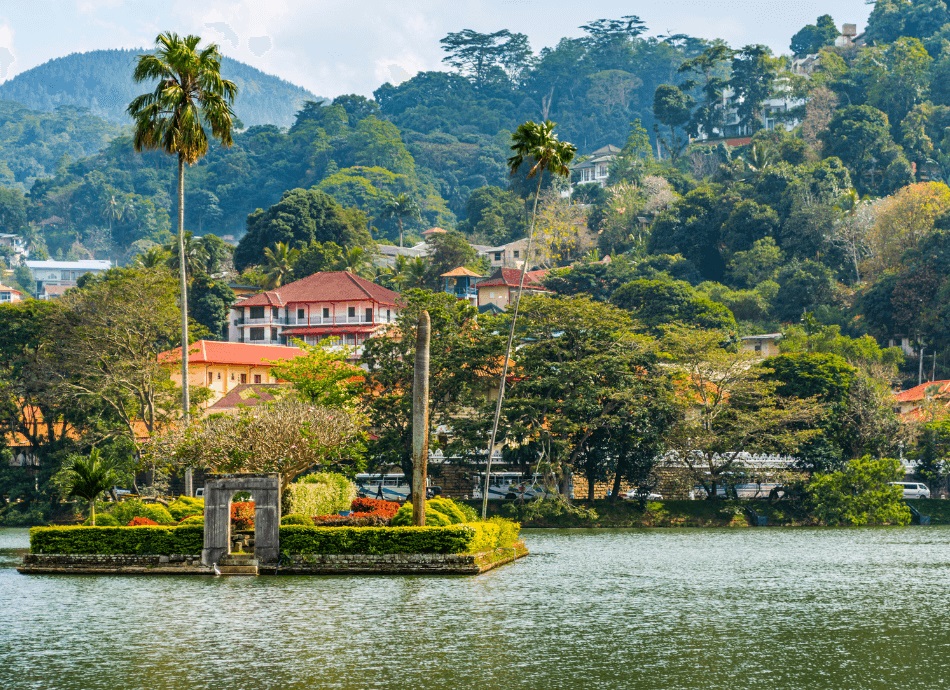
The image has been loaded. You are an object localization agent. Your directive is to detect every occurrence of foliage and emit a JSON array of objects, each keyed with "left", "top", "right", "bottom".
[
  {"left": 55, "top": 449, "right": 118, "bottom": 526},
  {"left": 178, "top": 515, "right": 204, "bottom": 526},
  {"left": 790, "top": 15, "right": 839, "bottom": 57},
  {"left": 29, "top": 525, "right": 205, "bottom": 555},
  {"left": 128, "top": 516, "right": 159, "bottom": 526},
  {"left": 279, "top": 524, "right": 481, "bottom": 554},
  {"left": 284, "top": 472, "right": 357, "bottom": 518},
  {"left": 390, "top": 498, "right": 474, "bottom": 526},
  {"left": 270, "top": 340, "right": 364, "bottom": 409},
  {"left": 350, "top": 497, "right": 401, "bottom": 519},
  {"left": 84, "top": 513, "right": 119, "bottom": 526},
  {"left": 230, "top": 501, "right": 255, "bottom": 530},
  {"left": 805, "top": 455, "right": 912, "bottom": 526},
  {"left": 280, "top": 513, "right": 315, "bottom": 526}
]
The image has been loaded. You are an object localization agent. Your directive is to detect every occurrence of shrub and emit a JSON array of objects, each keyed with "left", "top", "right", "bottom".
[
  {"left": 143, "top": 504, "right": 175, "bottom": 525},
  {"left": 127, "top": 516, "right": 159, "bottom": 526},
  {"left": 285, "top": 472, "right": 356, "bottom": 518},
  {"left": 314, "top": 514, "right": 391, "bottom": 527},
  {"left": 108, "top": 499, "right": 151, "bottom": 525},
  {"left": 231, "top": 502, "right": 255, "bottom": 530},
  {"left": 279, "top": 525, "right": 477, "bottom": 554},
  {"left": 350, "top": 497, "right": 400, "bottom": 518},
  {"left": 84, "top": 513, "right": 119, "bottom": 526},
  {"left": 168, "top": 496, "right": 204, "bottom": 521},
  {"left": 391, "top": 498, "right": 472, "bottom": 526},
  {"left": 281, "top": 513, "right": 315, "bottom": 527},
  {"left": 806, "top": 455, "right": 912, "bottom": 526},
  {"left": 178, "top": 515, "right": 204, "bottom": 526},
  {"left": 30, "top": 525, "right": 204, "bottom": 555},
  {"left": 488, "top": 516, "right": 521, "bottom": 548}
]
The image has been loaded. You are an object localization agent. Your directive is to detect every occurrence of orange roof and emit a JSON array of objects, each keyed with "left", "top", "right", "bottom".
[
  {"left": 441, "top": 266, "right": 483, "bottom": 278},
  {"left": 895, "top": 380, "right": 950, "bottom": 404},
  {"left": 236, "top": 271, "right": 400, "bottom": 308},
  {"left": 159, "top": 340, "right": 305, "bottom": 367},
  {"left": 423, "top": 227, "right": 447, "bottom": 235},
  {"left": 209, "top": 383, "right": 289, "bottom": 412},
  {"left": 477, "top": 267, "right": 547, "bottom": 289},
  {"left": 0, "top": 284, "right": 22, "bottom": 294}
]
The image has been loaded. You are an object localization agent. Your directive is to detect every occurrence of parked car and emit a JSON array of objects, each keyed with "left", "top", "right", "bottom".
[
  {"left": 624, "top": 489, "right": 662, "bottom": 501},
  {"left": 890, "top": 482, "right": 931, "bottom": 499}
]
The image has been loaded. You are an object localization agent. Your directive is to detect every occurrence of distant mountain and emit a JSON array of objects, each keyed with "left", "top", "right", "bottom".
[{"left": 0, "top": 49, "right": 320, "bottom": 128}]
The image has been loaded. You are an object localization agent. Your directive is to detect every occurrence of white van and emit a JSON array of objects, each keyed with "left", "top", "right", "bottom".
[{"left": 890, "top": 482, "right": 931, "bottom": 499}]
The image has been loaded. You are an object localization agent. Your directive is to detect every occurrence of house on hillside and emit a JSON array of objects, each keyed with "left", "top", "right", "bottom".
[
  {"left": 740, "top": 333, "right": 782, "bottom": 358},
  {"left": 894, "top": 380, "right": 950, "bottom": 419},
  {"left": 572, "top": 144, "right": 620, "bottom": 188},
  {"left": 25, "top": 259, "right": 111, "bottom": 298},
  {"left": 476, "top": 267, "right": 549, "bottom": 311},
  {"left": 442, "top": 266, "right": 483, "bottom": 307},
  {"left": 0, "top": 284, "right": 23, "bottom": 303},
  {"left": 228, "top": 271, "right": 400, "bottom": 355},
  {"left": 477, "top": 238, "right": 529, "bottom": 270},
  {"left": 159, "top": 340, "right": 305, "bottom": 406},
  {"left": 0, "top": 234, "right": 27, "bottom": 262}
]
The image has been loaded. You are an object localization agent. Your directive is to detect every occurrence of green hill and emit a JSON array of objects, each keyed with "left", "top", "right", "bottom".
[{"left": 0, "top": 49, "right": 320, "bottom": 128}]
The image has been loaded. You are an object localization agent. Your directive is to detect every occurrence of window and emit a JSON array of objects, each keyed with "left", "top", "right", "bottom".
[
  {"left": 386, "top": 309, "right": 391, "bottom": 322},
  {"left": 323, "top": 307, "right": 330, "bottom": 319},
  {"left": 249, "top": 327, "right": 265, "bottom": 340},
  {"left": 297, "top": 308, "right": 305, "bottom": 320},
  {"left": 208, "top": 372, "right": 213, "bottom": 384},
  {"left": 217, "top": 373, "right": 221, "bottom": 380},
  {"left": 254, "top": 374, "right": 262, "bottom": 384},
  {"left": 348, "top": 306, "right": 356, "bottom": 318},
  {"left": 249, "top": 306, "right": 265, "bottom": 319},
  {"left": 272, "top": 307, "right": 279, "bottom": 319},
  {"left": 240, "top": 373, "right": 247, "bottom": 384},
  {"left": 365, "top": 307, "right": 373, "bottom": 322},
  {"left": 494, "top": 252, "right": 502, "bottom": 261},
  {"left": 271, "top": 327, "right": 278, "bottom": 340},
  {"left": 231, "top": 373, "right": 235, "bottom": 381},
  {"left": 513, "top": 250, "right": 520, "bottom": 259}
]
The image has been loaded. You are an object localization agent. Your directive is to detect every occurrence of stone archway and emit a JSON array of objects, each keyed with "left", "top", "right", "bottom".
[{"left": 201, "top": 473, "right": 280, "bottom": 566}]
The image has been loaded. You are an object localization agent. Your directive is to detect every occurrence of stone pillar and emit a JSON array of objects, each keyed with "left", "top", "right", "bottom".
[
  {"left": 201, "top": 473, "right": 281, "bottom": 566},
  {"left": 201, "top": 485, "right": 230, "bottom": 566},
  {"left": 253, "top": 485, "right": 280, "bottom": 564}
]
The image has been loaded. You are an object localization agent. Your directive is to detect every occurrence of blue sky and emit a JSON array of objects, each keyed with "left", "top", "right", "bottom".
[{"left": 0, "top": 0, "right": 873, "bottom": 98}]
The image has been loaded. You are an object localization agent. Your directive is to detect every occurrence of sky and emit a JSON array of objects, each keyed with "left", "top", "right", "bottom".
[{"left": 0, "top": 0, "right": 873, "bottom": 98}]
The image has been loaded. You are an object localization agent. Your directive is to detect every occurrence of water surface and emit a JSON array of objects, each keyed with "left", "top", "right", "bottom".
[{"left": 2, "top": 527, "right": 950, "bottom": 689}]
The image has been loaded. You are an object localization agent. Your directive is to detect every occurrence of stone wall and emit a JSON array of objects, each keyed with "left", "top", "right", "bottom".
[{"left": 19, "top": 553, "right": 211, "bottom": 575}]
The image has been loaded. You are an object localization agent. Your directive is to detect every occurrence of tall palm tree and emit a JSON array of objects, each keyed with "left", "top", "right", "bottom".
[
  {"left": 133, "top": 245, "right": 173, "bottom": 269},
  {"left": 128, "top": 32, "right": 236, "bottom": 497},
  {"left": 165, "top": 231, "right": 210, "bottom": 278},
  {"left": 382, "top": 193, "right": 419, "bottom": 248},
  {"left": 481, "top": 120, "right": 575, "bottom": 518},
  {"left": 340, "top": 245, "right": 375, "bottom": 279},
  {"left": 63, "top": 449, "right": 118, "bottom": 527},
  {"left": 262, "top": 242, "right": 299, "bottom": 288}
]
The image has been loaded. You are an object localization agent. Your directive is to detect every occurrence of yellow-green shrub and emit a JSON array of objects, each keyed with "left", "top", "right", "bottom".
[
  {"left": 391, "top": 497, "right": 473, "bottom": 526},
  {"left": 284, "top": 472, "right": 356, "bottom": 518},
  {"left": 168, "top": 496, "right": 204, "bottom": 521}
]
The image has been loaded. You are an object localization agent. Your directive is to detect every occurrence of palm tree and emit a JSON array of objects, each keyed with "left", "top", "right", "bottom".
[
  {"left": 133, "top": 245, "right": 173, "bottom": 269},
  {"left": 481, "top": 120, "right": 576, "bottom": 518},
  {"left": 339, "top": 245, "right": 375, "bottom": 279},
  {"left": 63, "top": 449, "right": 118, "bottom": 526},
  {"left": 382, "top": 193, "right": 420, "bottom": 248},
  {"left": 127, "top": 33, "right": 236, "bottom": 491},
  {"left": 166, "top": 231, "right": 210, "bottom": 278},
  {"left": 262, "top": 242, "right": 299, "bottom": 288}
]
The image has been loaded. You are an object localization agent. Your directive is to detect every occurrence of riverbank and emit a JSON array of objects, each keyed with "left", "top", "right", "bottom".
[{"left": 467, "top": 498, "right": 950, "bottom": 528}]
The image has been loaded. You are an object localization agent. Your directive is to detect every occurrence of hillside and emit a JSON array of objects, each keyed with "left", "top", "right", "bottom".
[{"left": 0, "top": 49, "right": 320, "bottom": 128}]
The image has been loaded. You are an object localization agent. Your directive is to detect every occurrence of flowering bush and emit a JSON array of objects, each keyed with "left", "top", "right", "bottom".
[
  {"left": 231, "top": 501, "right": 255, "bottom": 530},
  {"left": 127, "top": 516, "right": 159, "bottom": 526},
  {"left": 350, "top": 498, "right": 400, "bottom": 518}
]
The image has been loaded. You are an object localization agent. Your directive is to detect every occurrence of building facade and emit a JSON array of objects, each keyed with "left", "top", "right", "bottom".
[
  {"left": 24, "top": 259, "right": 111, "bottom": 298},
  {"left": 572, "top": 144, "right": 620, "bottom": 188},
  {"left": 0, "top": 284, "right": 23, "bottom": 303},
  {"left": 228, "top": 271, "right": 400, "bottom": 354},
  {"left": 476, "top": 267, "right": 549, "bottom": 311}
]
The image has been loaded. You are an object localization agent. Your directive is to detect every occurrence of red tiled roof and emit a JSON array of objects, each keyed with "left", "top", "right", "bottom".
[
  {"left": 423, "top": 227, "right": 447, "bottom": 235},
  {"left": 237, "top": 271, "right": 400, "bottom": 308},
  {"left": 895, "top": 380, "right": 950, "bottom": 403},
  {"left": 0, "top": 284, "right": 22, "bottom": 294},
  {"left": 159, "top": 340, "right": 305, "bottom": 367},
  {"left": 477, "top": 267, "right": 546, "bottom": 289}
]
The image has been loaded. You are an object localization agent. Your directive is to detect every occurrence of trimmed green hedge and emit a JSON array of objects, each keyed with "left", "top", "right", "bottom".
[
  {"left": 29, "top": 525, "right": 204, "bottom": 555},
  {"left": 280, "top": 524, "right": 475, "bottom": 554}
]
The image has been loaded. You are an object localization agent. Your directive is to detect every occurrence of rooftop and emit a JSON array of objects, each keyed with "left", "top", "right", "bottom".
[
  {"left": 0, "top": 284, "right": 22, "bottom": 294},
  {"left": 441, "top": 266, "right": 483, "bottom": 278},
  {"left": 159, "top": 340, "right": 305, "bottom": 367},
  {"left": 236, "top": 271, "right": 400, "bottom": 308},
  {"left": 25, "top": 259, "right": 111, "bottom": 270},
  {"left": 895, "top": 380, "right": 950, "bottom": 404},
  {"left": 208, "top": 383, "right": 289, "bottom": 412},
  {"left": 477, "top": 267, "right": 547, "bottom": 289}
]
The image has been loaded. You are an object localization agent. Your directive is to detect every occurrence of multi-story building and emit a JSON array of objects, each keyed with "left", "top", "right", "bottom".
[
  {"left": 228, "top": 271, "right": 400, "bottom": 354},
  {"left": 572, "top": 145, "right": 620, "bottom": 188},
  {"left": 0, "top": 283, "right": 23, "bottom": 303},
  {"left": 24, "top": 259, "right": 111, "bottom": 298},
  {"left": 159, "top": 340, "right": 305, "bottom": 407},
  {"left": 476, "top": 267, "right": 548, "bottom": 311}
]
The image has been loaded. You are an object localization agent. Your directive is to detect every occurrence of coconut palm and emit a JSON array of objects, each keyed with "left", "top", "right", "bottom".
[
  {"left": 133, "top": 245, "right": 173, "bottom": 269},
  {"left": 63, "top": 449, "right": 118, "bottom": 526},
  {"left": 340, "top": 245, "right": 375, "bottom": 279},
  {"left": 481, "top": 120, "right": 576, "bottom": 518},
  {"left": 262, "top": 242, "right": 300, "bottom": 289},
  {"left": 165, "top": 231, "right": 210, "bottom": 278},
  {"left": 128, "top": 32, "right": 236, "bottom": 497},
  {"left": 382, "top": 193, "right": 419, "bottom": 248}
]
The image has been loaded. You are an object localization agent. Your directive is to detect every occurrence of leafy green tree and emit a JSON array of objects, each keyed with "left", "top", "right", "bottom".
[
  {"left": 189, "top": 274, "right": 235, "bottom": 340},
  {"left": 57, "top": 448, "right": 118, "bottom": 526},
  {"left": 271, "top": 341, "right": 364, "bottom": 409},
  {"left": 806, "top": 456, "right": 911, "bottom": 526},
  {"left": 773, "top": 260, "right": 838, "bottom": 323},
  {"left": 790, "top": 15, "right": 839, "bottom": 56},
  {"left": 729, "top": 45, "right": 782, "bottom": 134},
  {"left": 381, "top": 192, "right": 419, "bottom": 248},
  {"left": 262, "top": 242, "right": 300, "bottom": 289},
  {"left": 822, "top": 105, "right": 913, "bottom": 196},
  {"left": 128, "top": 32, "right": 237, "bottom": 436},
  {"left": 293, "top": 241, "right": 345, "bottom": 280},
  {"left": 423, "top": 230, "right": 479, "bottom": 287},
  {"left": 726, "top": 236, "right": 783, "bottom": 288},
  {"left": 652, "top": 85, "right": 693, "bottom": 159},
  {"left": 611, "top": 277, "right": 736, "bottom": 333},
  {"left": 913, "top": 419, "right": 950, "bottom": 495},
  {"left": 458, "top": 186, "right": 527, "bottom": 244},
  {"left": 859, "top": 37, "right": 932, "bottom": 133},
  {"left": 678, "top": 41, "right": 734, "bottom": 138},
  {"left": 440, "top": 29, "right": 533, "bottom": 87}
]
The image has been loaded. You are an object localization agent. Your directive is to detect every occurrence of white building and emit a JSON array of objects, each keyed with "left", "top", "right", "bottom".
[
  {"left": 572, "top": 145, "right": 620, "bottom": 188},
  {"left": 0, "top": 284, "right": 23, "bottom": 303},
  {"left": 24, "top": 259, "right": 111, "bottom": 298}
]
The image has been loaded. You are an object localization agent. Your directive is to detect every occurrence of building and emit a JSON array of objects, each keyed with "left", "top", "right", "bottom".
[
  {"left": 0, "top": 233, "right": 27, "bottom": 261},
  {"left": 572, "top": 144, "right": 620, "bottom": 188},
  {"left": 228, "top": 271, "right": 401, "bottom": 354},
  {"left": 894, "top": 380, "right": 950, "bottom": 419},
  {"left": 159, "top": 340, "right": 305, "bottom": 406},
  {"left": 24, "top": 259, "right": 111, "bottom": 298},
  {"left": 476, "top": 267, "right": 549, "bottom": 311},
  {"left": 740, "top": 333, "right": 782, "bottom": 358},
  {"left": 477, "top": 238, "right": 529, "bottom": 270},
  {"left": 442, "top": 267, "right": 483, "bottom": 307},
  {"left": 0, "top": 284, "right": 23, "bottom": 303}
]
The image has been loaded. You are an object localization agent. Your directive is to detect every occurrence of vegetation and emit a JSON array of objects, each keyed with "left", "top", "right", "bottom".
[
  {"left": 806, "top": 456, "right": 912, "bottom": 526},
  {"left": 283, "top": 472, "right": 357, "bottom": 518},
  {"left": 279, "top": 522, "right": 518, "bottom": 555},
  {"left": 29, "top": 524, "right": 204, "bottom": 555},
  {"left": 55, "top": 450, "right": 118, "bottom": 526}
]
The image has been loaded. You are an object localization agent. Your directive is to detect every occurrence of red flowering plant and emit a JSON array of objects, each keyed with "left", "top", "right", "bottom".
[
  {"left": 350, "top": 498, "right": 400, "bottom": 518},
  {"left": 127, "top": 516, "right": 159, "bottom": 526},
  {"left": 311, "top": 498, "right": 401, "bottom": 527},
  {"left": 231, "top": 502, "right": 255, "bottom": 530}
]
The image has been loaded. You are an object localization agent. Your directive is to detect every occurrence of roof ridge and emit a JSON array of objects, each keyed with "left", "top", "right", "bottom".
[{"left": 344, "top": 270, "right": 375, "bottom": 301}]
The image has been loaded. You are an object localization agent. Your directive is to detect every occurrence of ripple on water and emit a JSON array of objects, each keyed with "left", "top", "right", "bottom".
[{"left": 3, "top": 527, "right": 950, "bottom": 689}]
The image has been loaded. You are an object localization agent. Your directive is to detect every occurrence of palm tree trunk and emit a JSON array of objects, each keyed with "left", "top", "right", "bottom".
[
  {"left": 178, "top": 154, "right": 192, "bottom": 497},
  {"left": 90, "top": 498, "right": 96, "bottom": 527},
  {"left": 398, "top": 218, "right": 404, "bottom": 248},
  {"left": 481, "top": 172, "right": 545, "bottom": 519},
  {"left": 411, "top": 311, "right": 431, "bottom": 526}
]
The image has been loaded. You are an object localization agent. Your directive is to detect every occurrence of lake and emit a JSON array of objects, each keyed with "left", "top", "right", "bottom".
[{"left": 3, "top": 526, "right": 950, "bottom": 689}]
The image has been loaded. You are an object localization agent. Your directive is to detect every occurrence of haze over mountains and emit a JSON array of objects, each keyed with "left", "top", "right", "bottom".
[{"left": 0, "top": 49, "right": 320, "bottom": 129}]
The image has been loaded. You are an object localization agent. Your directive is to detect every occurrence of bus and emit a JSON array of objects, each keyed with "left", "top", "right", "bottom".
[
  {"left": 355, "top": 473, "right": 440, "bottom": 502},
  {"left": 473, "top": 472, "right": 552, "bottom": 501}
]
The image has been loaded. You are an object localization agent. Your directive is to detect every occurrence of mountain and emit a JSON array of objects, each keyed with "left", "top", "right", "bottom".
[{"left": 0, "top": 49, "right": 320, "bottom": 128}]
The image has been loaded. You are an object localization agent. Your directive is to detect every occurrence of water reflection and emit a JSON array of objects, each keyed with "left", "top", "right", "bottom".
[{"left": 3, "top": 527, "right": 950, "bottom": 689}]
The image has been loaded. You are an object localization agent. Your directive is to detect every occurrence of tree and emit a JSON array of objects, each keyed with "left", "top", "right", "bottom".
[
  {"left": 270, "top": 341, "right": 364, "bottom": 409},
  {"left": 790, "top": 15, "right": 839, "bottom": 56},
  {"left": 729, "top": 45, "right": 782, "bottom": 134},
  {"left": 611, "top": 278, "right": 736, "bottom": 333},
  {"left": 58, "top": 449, "right": 118, "bottom": 526},
  {"left": 663, "top": 328, "right": 821, "bottom": 499},
  {"left": 458, "top": 186, "right": 527, "bottom": 245},
  {"left": 822, "top": 105, "right": 913, "bottom": 196},
  {"left": 652, "top": 85, "right": 693, "bottom": 160},
  {"left": 865, "top": 182, "right": 950, "bottom": 279},
  {"left": 531, "top": 192, "right": 591, "bottom": 268},
  {"left": 262, "top": 241, "right": 300, "bottom": 289},
  {"left": 440, "top": 29, "right": 533, "bottom": 87},
  {"left": 128, "top": 32, "right": 237, "bottom": 460},
  {"left": 189, "top": 274, "right": 235, "bottom": 340},
  {"left": 860, "top": 37, "right": 932, "bottom": 133},
  {"left": 806, "top": 456, "right": 911, "bottom": 526},
  {"left": 382, "top": 192, "right": 419, "bottom": 248},
  {"left": 424, "top": 229, "right": 479, "bottom": 287}
]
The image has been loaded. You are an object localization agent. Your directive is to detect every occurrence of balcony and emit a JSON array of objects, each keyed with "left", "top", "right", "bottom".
[{"left": 283, "top": 315, "right": 379, "bottom": 327}]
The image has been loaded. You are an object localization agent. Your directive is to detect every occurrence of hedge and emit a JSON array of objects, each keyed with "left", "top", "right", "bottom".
[
  {"left": 29, "top": 525, "right": 204, "bottom": 555},
  {"left": 279, "top": 521, "right": 520, "bottom": 555}
]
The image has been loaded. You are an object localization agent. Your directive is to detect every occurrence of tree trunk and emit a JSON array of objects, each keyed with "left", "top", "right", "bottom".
[
  {"left": 411, "top": 311, "right": 431, "bottom": 526},
  {"left": 90, "top": 499, "right": 96, "bottom": 527},
  {"left": 178, "top": 154, "right": 193, "bottom": 498},
  {"left": 398, "top": 218, "right": 404, "bottom": 249},
  {"left": 587, "top": 472, "right": 595, "bottom": 501},
  {"left": 611, "top": 470, "right": 623, "bottom": 503}
]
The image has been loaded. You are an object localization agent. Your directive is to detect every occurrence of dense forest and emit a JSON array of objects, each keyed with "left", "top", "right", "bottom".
[{"left": 4, "top": 2, "right": 950, "bottom": 381}]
